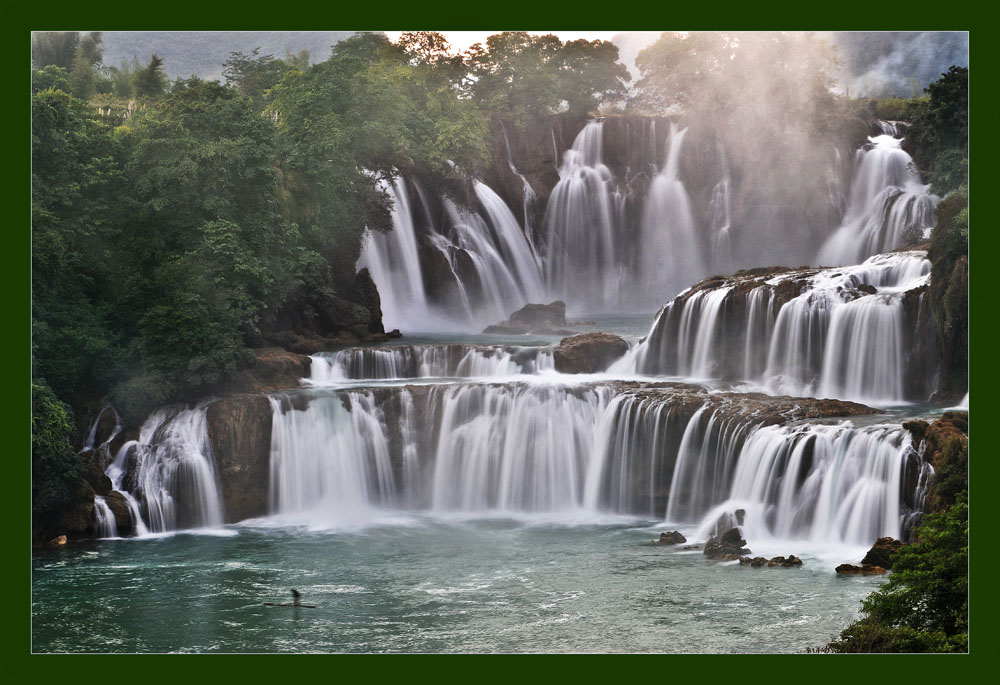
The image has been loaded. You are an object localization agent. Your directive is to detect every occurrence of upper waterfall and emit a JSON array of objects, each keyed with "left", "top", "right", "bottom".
[{"left": 817, "top": 135, "right": 938, "bottom": 266}]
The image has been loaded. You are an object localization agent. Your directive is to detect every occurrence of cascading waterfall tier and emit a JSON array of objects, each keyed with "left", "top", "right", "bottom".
[
  {"left": 266, "top": 381, "right": 928, "bottom": 545},
  {"left": 307, "top": 344, "right": 553, "bottom": 383},
  {"left": 817, "top": 134, "right": 938, "bottom": 266},
  {"left": 106, "top": 406, "right": 224, "bottom": 533},
  {"left": 622, "top": 251, "right": 938, "bottom": 404},
  {"left": 358, "top": 175, "right": 545, "bottom": 331}
]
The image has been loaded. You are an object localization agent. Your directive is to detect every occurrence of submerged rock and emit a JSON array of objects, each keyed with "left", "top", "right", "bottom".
[
  {"left": 483, "top": 301, "right": 576, "bottom": 335},
  {"left": 645, "top": 531, "right": 687, "bottom": 546},
  {"left": 739, "top": 555, "right": 803, "bottom": 567},
  {"left": 835, "top": 563, "right": 887, "bottom": 575},
  {"left": 861, "top": 537, "right": 905, "bottom": 569},
  {"left": 704, "top": 527, "right": 751, "bottom": 560}
]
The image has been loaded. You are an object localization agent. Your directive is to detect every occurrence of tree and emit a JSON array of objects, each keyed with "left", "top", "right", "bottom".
[
  {"left": 31, "top": 65, "right": 70, "bottom": 94},
  {"left": 31, "top": 31, "right": 79, "bottom": 69},
  {"left": 134, "top": 53, "right": 168, "bottom": 98},
  {"left": 906, "top": 66, "right": 968, "bottom": 195},
  {"left": 32, "top": 382, "right": 83, "bottom": 520},
  {"left": 222, "top": 48, "right": 290, "bottom": 110},
  {"left": 828, "top": 494, "right": 968, "bottom": 652}
]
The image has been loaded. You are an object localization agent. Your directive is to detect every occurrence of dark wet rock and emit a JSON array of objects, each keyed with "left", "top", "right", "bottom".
[
  {"left": 741, "top": 555, "right": 802, "bottom": 567},
  {"left": 93, "top": 407, "right": 120, "bottom": 447},
  {"left": 206, "top": 395, "right": 273, "bottom": 523},
  {"left": 552, "top": 332, "right": 630, "bottom": 374},
  {"left": 103, "top": 490, "right": 132, "bottom": 536},
  {"left": 78, "top": 449, "right": 113, "bottom": 494},
  {"left": 857, "top": 283, "right": 878, "bottom": 295},
  {"left": 219, "top": 347, "right": 311, "bottom": 394},
  {"left": 836, "top": 563, "right": 887, "bottom": 575},
  {"left": 387, "top": 329, "right": 403, "bottom": 338},
  {"left": 861, "top": 537, "right": 905, "bottom": 570},
  {"left": 483, "top": 301, "right": 575, "bottom": 335},
  {"left": 682, "top": 545, "right": 702, "bottom": 551},
  {"left": 645, "top": 530, "right": 686, "bottom": 546},
  {"left": 351, "top": 268, "right": 384, "bottom": 335},
  {"left": 704, "top": 527, "right": 751, "bottom": 560}
]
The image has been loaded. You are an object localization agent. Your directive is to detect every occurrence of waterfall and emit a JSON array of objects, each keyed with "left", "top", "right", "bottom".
[
  {"left": 817, "top": 135, "right": 938, "bottom": 266},
  {"left": 306, "top": 345, "right": 551, "bottom": 383},
  {"left": 105, "top": 407, "right": 223, "bottom": 533},
  {"left": 638, "top": 123, "right": 707, "bottom": 307},
  {"left": 268, "top": 393, "right": 397, "bottom": 523},
  {"left": 542, "top": 121, "right": 622, "bottom": 311},
  {"left": 709, "top": 143, "right": 734, "bottom": 275},
  {"left": 628, "top": 251, "right": 933, "bottom": 404},
  {"left": 93, "top": 496, "right": 117, "bottom": 538},
  {"left": 691, "top": 422, "right": 930, "bottom": 546},
  {"left": 263, "top": 383, "right": 930, "bottom": 541},
  {"left": 357, "top": 177, "right": 433, "bottom": 330}
]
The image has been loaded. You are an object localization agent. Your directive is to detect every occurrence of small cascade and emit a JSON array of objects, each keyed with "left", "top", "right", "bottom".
[
  {"left": 638, "top": 123, "right": 707, "bottom": 306},
  {"left": 105, "top": 407, "right": 223, "bottom": 533},
  {"left": 268, "top": 393, "right": 397, "bottom": 521},
  {"left": 81, "top": 406, "right": 123, "bottom": 453},
  {"left": 628, "top": 251, "right": 934, "bottom": 404},
  {"left": 357, "top": 177, "right": 433, "bottom": 330},
  {"left": 306, "top": 344, "right": 552, "bottom": 382},
  {"left": 691, "top": 422, "right": 930, "bottom": 546},
  {"left": 708, "top": 142, "right": 734, "bottom": 276},
  {"left": 93, "top": 496, "right": 117, "bottom": 538},
  {"left": 542, "top": 121, "right": 623, "bottom": 311},
  {"left": 817, "top": 135, "right": 938, "bottom": 266}
]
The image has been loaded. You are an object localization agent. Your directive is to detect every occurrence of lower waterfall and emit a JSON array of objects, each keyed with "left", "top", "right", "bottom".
[
  {"left": 106, "top": 407, "right": 224, "bottom": 534},
  {"left": 266, "top": 383, "right": 930, "bottom": 545}
]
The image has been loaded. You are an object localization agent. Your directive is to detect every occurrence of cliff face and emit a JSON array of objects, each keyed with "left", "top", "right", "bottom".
[{"left": 206, "top": 395, "right": 273, "bottom": 523}]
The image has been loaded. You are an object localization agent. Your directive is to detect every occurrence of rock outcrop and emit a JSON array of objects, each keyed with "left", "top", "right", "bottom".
[
  {"left": 645, "top": 531, "right": 687, "bottom": 546},
  {"left": 739, "top": 555, "right": 803, "bottom": 567},
  {"left": 704, "top": 527, "right": 751, "bottom": 560},
  {"left": 552, "top": 333, "right": 629, "bottom": 374},
  {"left": 206, "top": 395, "right": 273, "bottom": 523},
  {"left": 861, "top": 537, "right": 905, "bottom": 570},
  {"left": 836, "top": 563, "right": 888, "bottom": 575},
  {"left": 483, "top": 301, "right": 575, "bottom": 335}
]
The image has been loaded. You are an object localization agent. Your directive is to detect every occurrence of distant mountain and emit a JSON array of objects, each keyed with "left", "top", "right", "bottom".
[{"left": 100, "top": 31, "right": 357, "bottom": 81}]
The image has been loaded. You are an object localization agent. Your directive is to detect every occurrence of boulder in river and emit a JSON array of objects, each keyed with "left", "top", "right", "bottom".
[
  {"left": 835, "top": 563, "right": 887, "bottom": 575},
  {"left": 645, "top": 531, "right": 687, "bottom": 546},
  {"left": 861, "top": 537, "right": 905, "bottom": 570},
  {"left": 704, "top": 527, "right": 751, "bottom": 560},
  {"left": 483, "top": 301, "right": 576, "bottom": 335},
  {"left": 552, "top": 333, "right": 630, "bottom": 373}
]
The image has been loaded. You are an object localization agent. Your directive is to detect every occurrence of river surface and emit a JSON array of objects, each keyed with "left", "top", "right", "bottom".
[{"left": 32, "top": 516, "right": 883, "bottom": 653}]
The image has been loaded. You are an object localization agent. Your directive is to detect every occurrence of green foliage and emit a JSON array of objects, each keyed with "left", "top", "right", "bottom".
[
  {"left": 32, "top": 65, "right": 70, "bottom": 94},
  {"left": 32, "top": 31, "right": 80, "bottom": 69},
  {"left": 906, "top": 66, "right": 968, "bottom": 195},
  {"left": 871, "top": 97, "right": 909, "bottom": 121},
  {"left": 134, "top": 54, "right": 168, "bottom": 98},
  {"left": 32, "top": 382, "right": 83, "bottom": 518},
  {"left": 828, "top": 494, "right": 968, "bottom": 653},
  {"left": 222, "top": 48, "right": 290, "bottom": 110},
  {"left": 466, "top": 32, "right": 630, "bottom": 127},
  {"left": 928, "top": 190, "right": 969, "bottom": 397}
]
